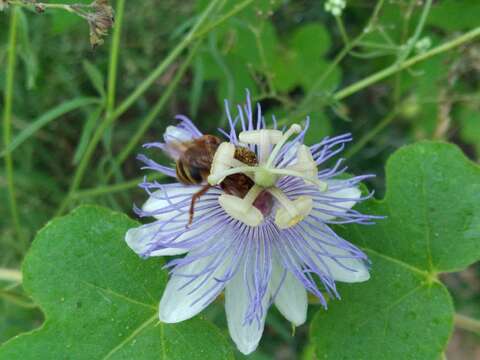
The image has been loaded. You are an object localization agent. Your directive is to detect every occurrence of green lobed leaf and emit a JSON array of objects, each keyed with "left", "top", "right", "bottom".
[
  {"left": 290, "top": 23, "right": 330, "bottom": 59},
  {"left": 271, "top": 23, "right": 341, "bottom": 93},
  {"left": 311, "top": 142, "right": 480, "bottom": 359},
  {"left": 0, "top": 206, "right": 234, "bottom": 360},
  {"left": 428, "top": 0, "right": 480, "bottom": 31},
  {"left": 354, "top": 142, "right": 480, "bottom": 272}
]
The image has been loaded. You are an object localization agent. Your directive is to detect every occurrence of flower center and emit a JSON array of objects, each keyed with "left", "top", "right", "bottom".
[{"left": 209, "top": 124, "right": 327, "bottom": 228}]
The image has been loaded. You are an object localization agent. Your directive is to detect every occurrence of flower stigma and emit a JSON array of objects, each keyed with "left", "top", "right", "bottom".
[{"left": 209, "top": 124, "right": 328, "bottom": 228}]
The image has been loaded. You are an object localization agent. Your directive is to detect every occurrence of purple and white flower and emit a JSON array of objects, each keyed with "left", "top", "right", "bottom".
[{"left": 126, "top": 93, "right": 378, "bottom": 354}]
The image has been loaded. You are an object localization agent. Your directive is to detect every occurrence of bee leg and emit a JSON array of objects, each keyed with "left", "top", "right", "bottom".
[{"left": 188, "top": 185, "right": 211, "bottom": 226}]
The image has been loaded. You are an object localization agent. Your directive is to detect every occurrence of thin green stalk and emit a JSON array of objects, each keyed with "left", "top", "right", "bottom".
[
  {"left": 454, "top": 313, "right": 480, "bottom": 334},
  {"left": 395, "top": 0, "right": 433, "bottom": 65},
  {"left": 335, "top": 15, "right": 350, "bottom": 46},
  {"left": 112, "top": 43, "right": 200, "bottom": 171},
  {"left": 344, "top": 109, "right": 398, "bottom": 159},
  {"left": 193, "top": 0, "right": 255, "bottom": 40},
  {"left": 9, "top": 0, "right": 75, "bottom": 12},
  {"left": 55, "top": 0, "right": 223, "bottom": 216},
  {"left": 252, "top": 24, "right": 277, "bottom": 95},
  {"left": 290, "top": 0, "right": 386, "bottom": 121},
  {"left": 72, "top": 173, "right": 165, "bottom": 198},
  {"left": 333, "top": 26, "right": 480, "bottom": 102},
  {"left": 100, "top": 0, "right": 126, "bottom": 194},
  {"left": 3, "top": 8, "right": 22, "bottom": 242},
  {"left": 0, "top": 290, "right": 37, "bottom": 308},
  {"left": 106, "top": 0, "right": 125, "bottom": 116},
  {"left": 393, "top": 0, "right": 417, "bottom": 103},
  {"left": 0, "top": 268, "right": 22, "bottom": 283},
  {"left": 357, "top": 41, "right": 401, "bottom": 51}
]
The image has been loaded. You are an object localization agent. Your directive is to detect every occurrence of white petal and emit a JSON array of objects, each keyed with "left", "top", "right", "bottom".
[
  {"left": 125, "top": 224, "right": 188, "bottom": 257},
  {"left": 143, "top": 186, "right": 205, "bottom": 221},
  {"left": 127, "top": 186, "right": 217, "bottom": 257},
  {"left": 312, "top": 182, "right": 361, "bottom": 221},
  {"left": 159, "top": 237, "right": 231, "bottom": 323},
  {"left": 271, "top": 259, "right": 307, "bottom": 326},
  {"left": 163, "top": 125, "right": 194, "bottom": 143},
  {"left": 320, "top": 243, "right": 369, "bottom": 283},
  {"left": 301, "top": 227, "right": 369, "bottom": 283},
  {"left": 225, "top": 267, "right": 270, "bottom": 355}
]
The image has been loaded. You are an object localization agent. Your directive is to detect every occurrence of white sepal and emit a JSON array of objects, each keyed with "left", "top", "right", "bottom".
[
  {"left": 271, "top": 259, "right": 307, "bottom": 326},
  {"left": 163, "top": 125, "right": 193, "bottom": 143}
]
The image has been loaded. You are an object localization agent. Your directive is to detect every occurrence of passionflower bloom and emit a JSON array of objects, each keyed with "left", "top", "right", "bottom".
[{"left": 126, "top": 93, "right": 378, "bottom": 354}]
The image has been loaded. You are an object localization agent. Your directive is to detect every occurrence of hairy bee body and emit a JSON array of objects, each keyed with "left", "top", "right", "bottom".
[
  {"left": 175, "top": 135, "right": 220, "bottom": 185},
  {"left": 172, "top": 135, "right": 257, "bottom": 224},
  {"left": 220, "top": 146, "right": 257, "bottom": 198}
]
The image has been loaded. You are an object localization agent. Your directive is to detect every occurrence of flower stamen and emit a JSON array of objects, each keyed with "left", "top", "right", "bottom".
[
  {"left": 218, "top": 185, "right": 264, "bottom": 227},
  {"left": 268, "top": 188, "right": 313, "bottom": 229}
]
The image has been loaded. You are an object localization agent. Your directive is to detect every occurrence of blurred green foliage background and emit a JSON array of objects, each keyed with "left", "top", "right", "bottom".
[{"left": 1, "top": 0, "right": 479, "bottom": 358}]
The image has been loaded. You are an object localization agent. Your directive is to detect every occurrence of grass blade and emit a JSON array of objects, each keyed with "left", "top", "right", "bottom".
[{"left": 0, "top": 97, "right": 100, "bottom": 158}]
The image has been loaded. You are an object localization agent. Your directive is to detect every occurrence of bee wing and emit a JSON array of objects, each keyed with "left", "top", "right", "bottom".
[
  {"left": 164, "top": 140, "right": 192, "bottom": 161},
  {"left": 183, "top": 144, "right": 216, "bottom": 170}
]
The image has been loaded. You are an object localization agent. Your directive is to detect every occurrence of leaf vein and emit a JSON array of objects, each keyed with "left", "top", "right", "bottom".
[
  {"left": 102, "top": 315, "right": 157, "bottom": 359},
  {"left": 82, "top": 280, "right": 156, "bottom": 310}
]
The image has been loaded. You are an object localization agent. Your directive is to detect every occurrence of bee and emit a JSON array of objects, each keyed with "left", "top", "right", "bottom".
[{"left": 174, "top": 135, "right": 257, "bottom": 225}]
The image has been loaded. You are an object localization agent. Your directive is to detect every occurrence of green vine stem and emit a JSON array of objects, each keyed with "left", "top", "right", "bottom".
[
  {"left": 344, "top": 108, "right": 399, "bottom": 159},
  {"left": 454, "top": 313, "right": 480, "bottom": 334},
  {"left": 0, "top": 268, "right": 22, "bottom": 283},
  {"left": 332, "top": 26, "right": 480, "bottom": 102},
  {"left": 0, "top": 290, "right": 37, "bottom": 309},
  {"left": 9, "top": 0, "right": 77, "bottom": 12},
  {"left": 335, "top": 15, "right": 350, "bottom": 46},
  {"left": 192, "top": 0, "right": 255, "bottom": 40},
  {"left": 288, "top": 0, "right": 386, "bottom": 122},
  {"left": 3, "top": 7, "right": 22, "bottom": 243},
  {"left": 394, "top": 0, "right": 433, "bottom": 66}
]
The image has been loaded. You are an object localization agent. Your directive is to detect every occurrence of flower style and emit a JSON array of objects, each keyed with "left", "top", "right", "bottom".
[{"left": 125, "top": 93, "right": 378, "bottom": 354}]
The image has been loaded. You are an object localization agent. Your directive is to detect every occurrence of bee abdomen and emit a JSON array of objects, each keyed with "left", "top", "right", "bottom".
[{"left": 176, "top": 161, "right": 202, "bottom": 185}]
